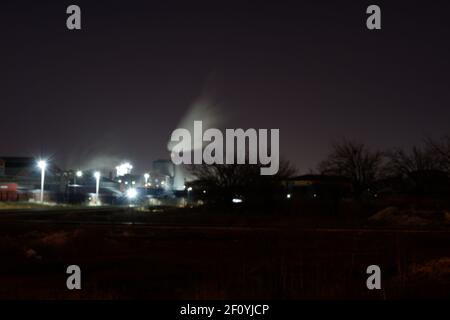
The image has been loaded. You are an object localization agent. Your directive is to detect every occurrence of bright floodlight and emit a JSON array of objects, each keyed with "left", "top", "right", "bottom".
[
  {"left": 37, "top": 160, "right": 47, "bottom": 203},
  {"left": 144, "top": 173, "right": 150, "bottom": 187},
  {"left": 232, "top": 198, "right": 243, "bottom": 203},
  {"left": 286, "top": 193, "right": 291, "bottom": 199},
  {"left": 126, "top": 188, "right": 138, "bottom": 199},
  {"left": 76, "top": 170, "right": 83, "bottom": 177},
  {"left": 37, "top": 160, "right": 47, "bottom": 170},
  {"left": 116, "top": 162, "right": 133, "bottom": 177},
  {"left": 94, "top": 171, "right": 101, "bottom": 204}
]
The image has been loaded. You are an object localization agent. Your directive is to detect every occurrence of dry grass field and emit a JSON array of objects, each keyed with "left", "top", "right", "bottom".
[{"left": 0, "top": 208, "right": 449, "bottom": 299}]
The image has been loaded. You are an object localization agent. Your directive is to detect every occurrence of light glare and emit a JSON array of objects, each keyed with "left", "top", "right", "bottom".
[
  {"left": 116, "top": 162, "right": 133, "bottom": 177},
  {"left": 126, "top": 188, "right": 138, "bottom": 199},
  {"left": 37, "top": 160, "right": 47, "bottom": 170}
]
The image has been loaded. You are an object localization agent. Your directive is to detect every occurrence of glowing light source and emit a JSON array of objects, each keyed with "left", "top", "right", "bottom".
[
  {"left": 232, "top": 198, "right": 243, "bottom": 203},
  {"left": 115, "top": 162, "right": 133, "bottom": 177},
  {"left": 73, "top": 170, "right": 83, "bottom": 186},
  {"left": 37, "top": 160, "right": 47, "bottom": 203},
  {"left": 126, "top": 188, "right": 138, "bottom": 199},
  {"left": 37, "top": 160, "right": 47, "bottom": 170},
  {"left": 94, "top": 171, "right": 101, "bottom": 204},
  {"left": 187, "top": 187, "right": 193, "bottom": 192},
  {"left": 286, "top": 193, "right": 291, "bottom": 199}
]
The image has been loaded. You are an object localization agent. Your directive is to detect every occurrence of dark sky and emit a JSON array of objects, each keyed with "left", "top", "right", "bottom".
[{"left": 1, "top": 0, "right": 450, "bottom": 173}]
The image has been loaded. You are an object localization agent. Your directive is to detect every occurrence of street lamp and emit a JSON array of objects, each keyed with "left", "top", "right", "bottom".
[
  {"left": 37, "top": 160, "right": 47, "bottom": 203},
  {"left": 74, "top": 170, "right": 83, "bottom": 185},
  {"left": 187, "top": 186, "right": 192, "bottom": 205},
  {"left": 94, "top": 171, "right": 101, "bottom": 204},
  {"left": 144, "top": 173, "right": 150, "bottom": 187}
]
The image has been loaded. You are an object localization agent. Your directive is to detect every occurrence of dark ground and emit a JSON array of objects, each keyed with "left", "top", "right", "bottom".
[{"left": 0, "top": 207, "right": 449, "bottom": 299}]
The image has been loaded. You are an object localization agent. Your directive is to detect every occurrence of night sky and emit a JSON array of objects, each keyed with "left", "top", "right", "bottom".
[{"left": 1, "top": 0, "right": 450, "bottom": 173}]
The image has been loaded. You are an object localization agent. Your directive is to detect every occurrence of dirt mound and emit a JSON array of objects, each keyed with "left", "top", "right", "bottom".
[
  {"left": 408, "top": 257, "right": 450, "bottom": 281},
  {"left": 369, "top": 206, "right": 437, "bottom": 227}
]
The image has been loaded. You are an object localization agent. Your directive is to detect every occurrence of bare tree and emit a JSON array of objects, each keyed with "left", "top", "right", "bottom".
[
  {"left": 188, "top": 159, "right": 296, "bottom": 206},
  {"left": 427, "top": 135, "right": 450, "bottom": 173},
  {"left": 318, "top": 140, "right": 383, "bottom": 196},
  {"left": 190, "top": 159, "right": 295, "bottom": 183},
  {"left": 384, "top": 145, "right": 439, "bottom": 178}
]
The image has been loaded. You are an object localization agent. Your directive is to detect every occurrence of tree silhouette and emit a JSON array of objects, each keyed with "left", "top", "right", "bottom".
[
  {"left": 427, "top": 135, "right": 450, "bottom": 173},
  {"left": 384, "top": 145, "right": 439, "bottom": 178},
  {"left": 188, "top": 160, "right": 296, "bottom": 207},
  {"left": 319, "top": 140, "right": 383, "bottom": 197}
]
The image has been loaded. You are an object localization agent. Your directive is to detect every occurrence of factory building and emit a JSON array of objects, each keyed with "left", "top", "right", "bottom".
[{"left": 0, "top": 157, "right": 64, "bottom": 201}]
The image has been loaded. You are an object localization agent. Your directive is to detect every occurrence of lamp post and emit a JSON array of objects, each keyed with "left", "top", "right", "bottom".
[
  {"left": 94, "top": 171, "right": 101, "bottom": 204},
  {"left": 144, "top": 173, "right": 150, "bottom": 187},
  {"left": 187, "top": 186, "right": 192, "bottom": 205},
  {"left": 75, "top": 170, "right": 83, "bottom": 185},
  {"left": 37, "top": 160, "right": 47, "bottom": 203}
]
